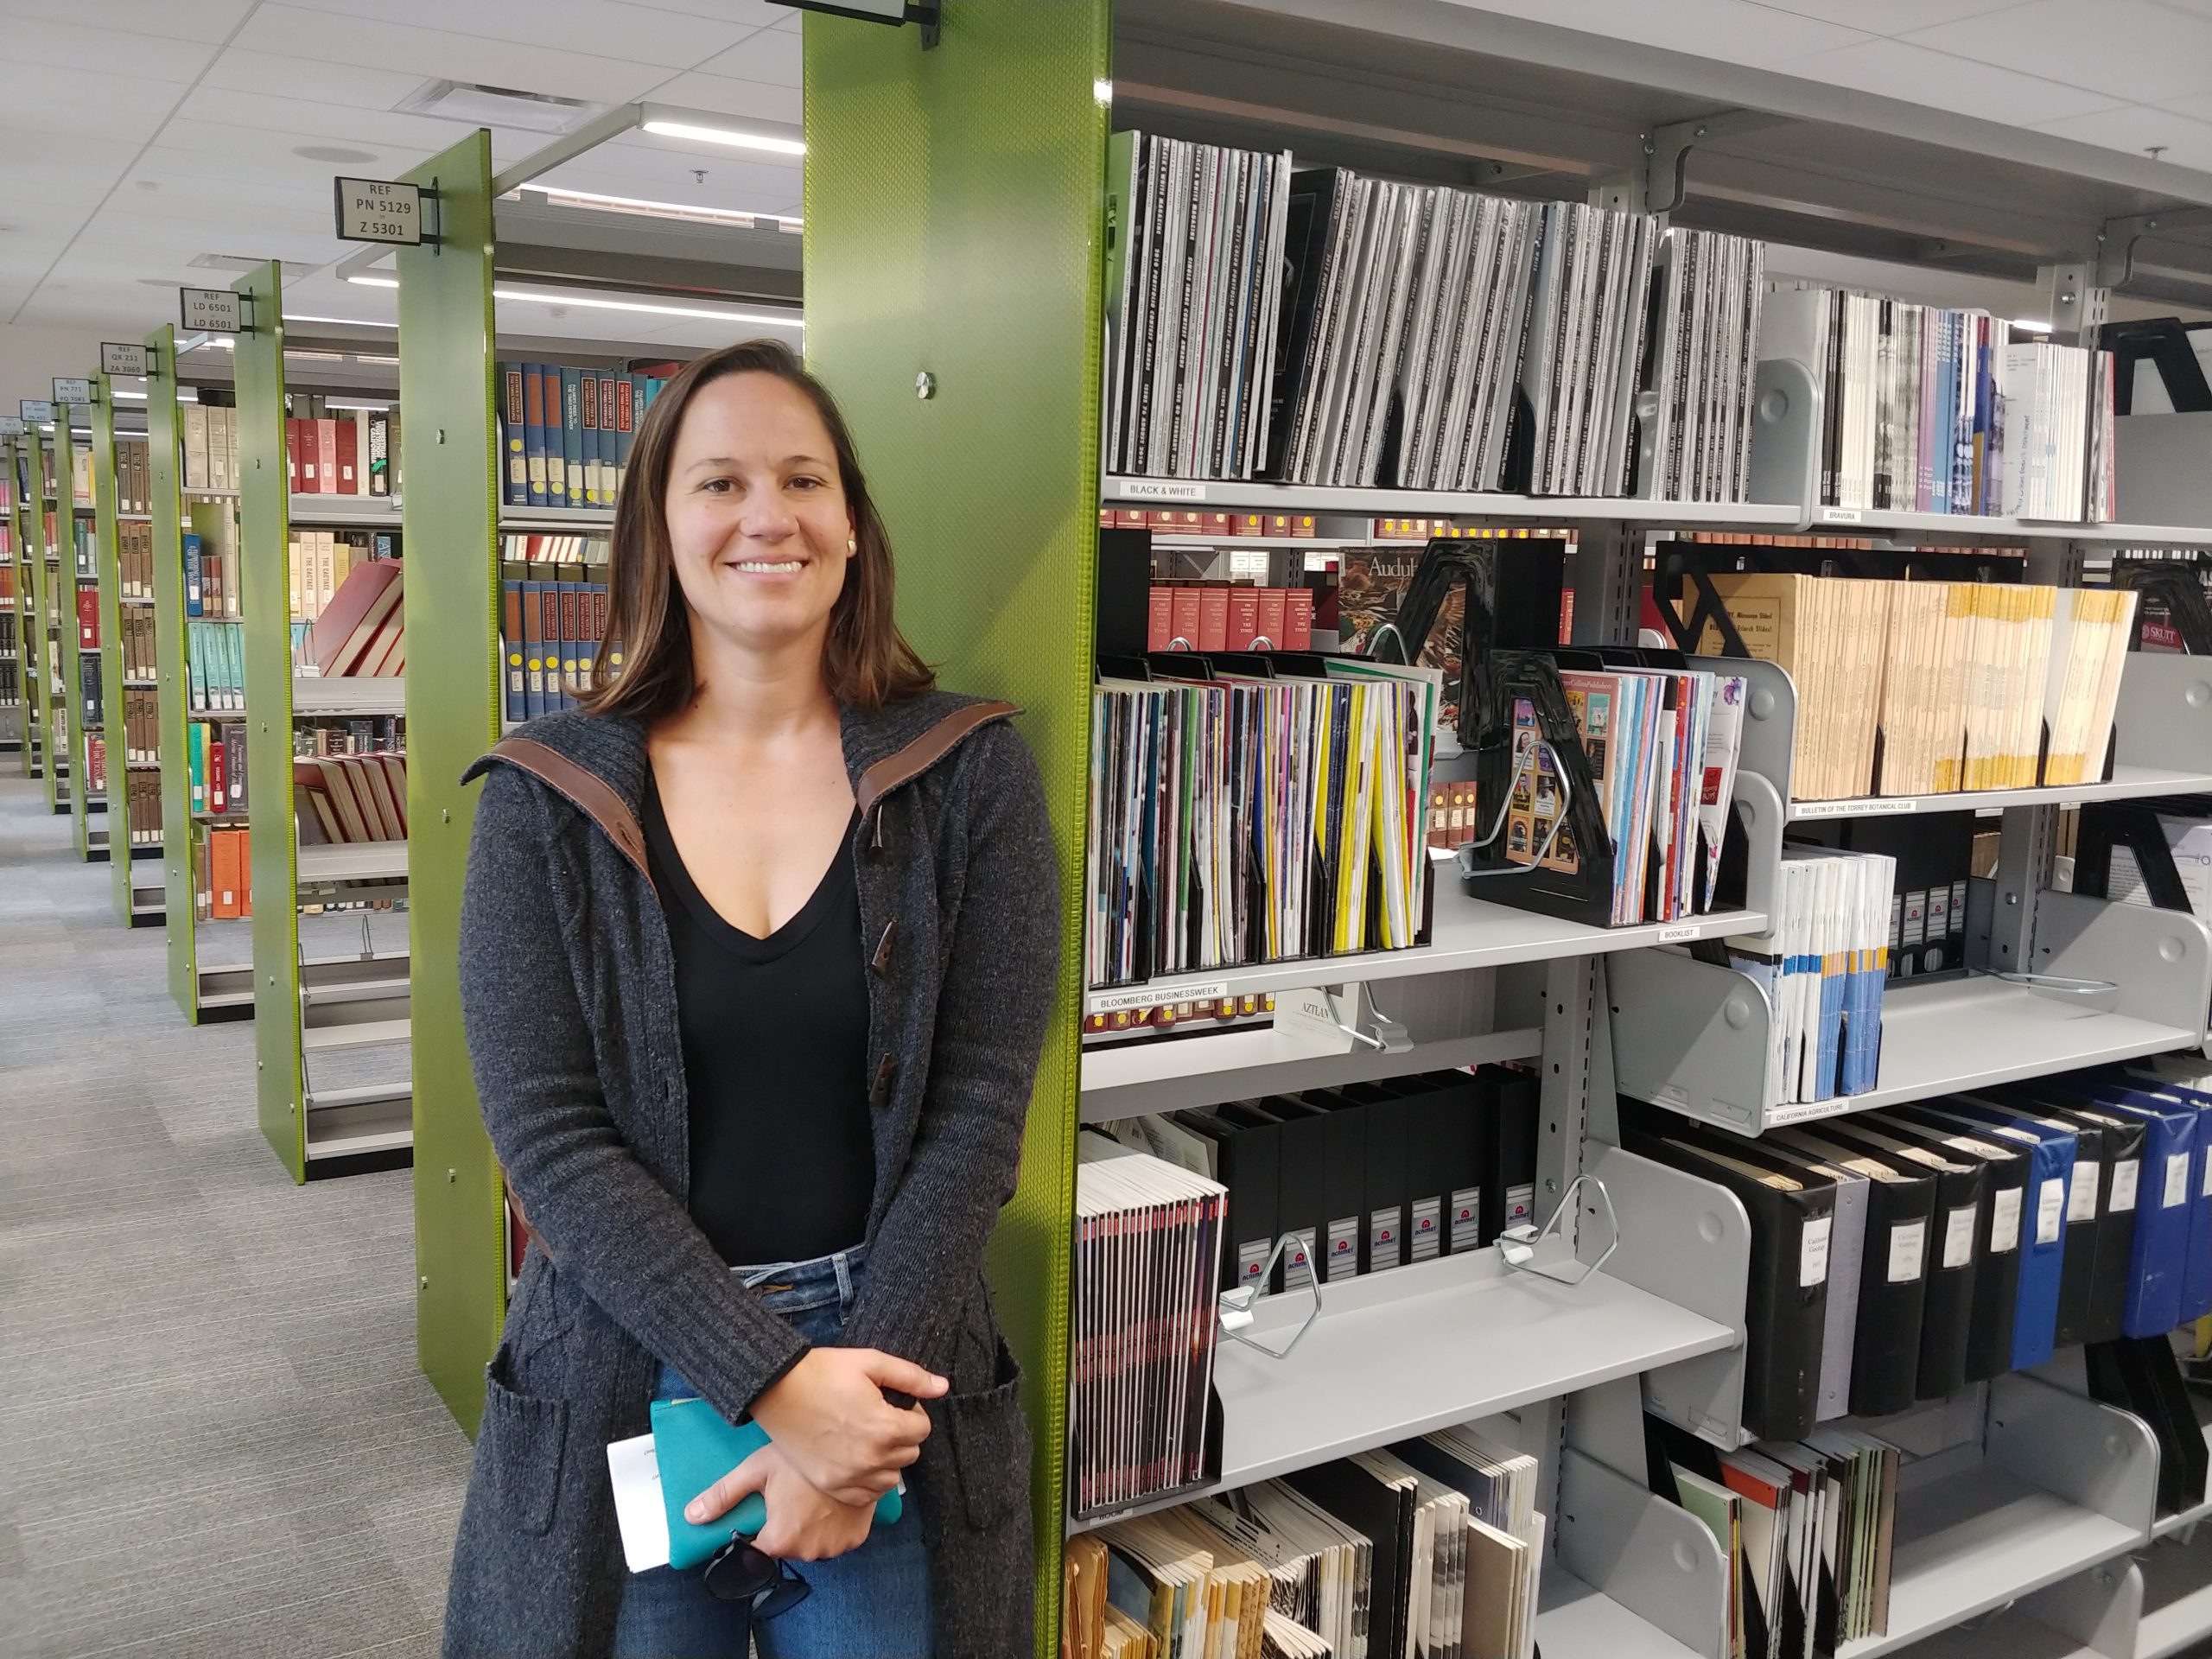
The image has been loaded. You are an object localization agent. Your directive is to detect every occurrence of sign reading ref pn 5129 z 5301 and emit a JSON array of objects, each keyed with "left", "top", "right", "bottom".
[{"left": 333, "top": 177, "right": 423, "bottom": 246}]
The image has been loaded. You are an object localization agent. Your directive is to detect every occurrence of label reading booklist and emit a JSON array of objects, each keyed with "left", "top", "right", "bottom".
[
  {"left": 1887, "top": 1220, "right": 1927, "bottom": 1283},
  {"left": 1799, "top": 1217, "right": 1833, "bottom": 1287},
  {"left": 1657, "top": 923, "right": 1705, "bottom": 943},
  {"left": 1942, "top": 1206, "right": 1977, "bottom": 1270}
]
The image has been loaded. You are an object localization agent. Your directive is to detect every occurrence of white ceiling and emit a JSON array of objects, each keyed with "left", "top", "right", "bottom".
[{"left": 3, "top": 0, "right": 2210, "bottom": 407}]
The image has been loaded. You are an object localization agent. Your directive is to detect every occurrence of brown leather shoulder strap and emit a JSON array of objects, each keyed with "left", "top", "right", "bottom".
[
  {"left": 854, "top": 700, "right": 1020, "bottom": 823},
  {"left": 489, "top": 736, "right": 651, "bottom": 883}
]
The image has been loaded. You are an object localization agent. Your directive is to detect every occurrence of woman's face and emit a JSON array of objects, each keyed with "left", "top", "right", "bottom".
[{"left": 664, "top": 370, "right": 857, "bottom": 662}]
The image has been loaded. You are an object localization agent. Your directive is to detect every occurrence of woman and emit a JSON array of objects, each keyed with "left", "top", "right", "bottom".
[{"left": 442, "top": 338, "right": 1060, "bottom": 1659}]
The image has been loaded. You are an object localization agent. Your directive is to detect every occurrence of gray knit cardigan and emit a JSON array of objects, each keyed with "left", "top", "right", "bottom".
[{"left": 440, "top": 693, "right": 1061, "bottom": 1659}]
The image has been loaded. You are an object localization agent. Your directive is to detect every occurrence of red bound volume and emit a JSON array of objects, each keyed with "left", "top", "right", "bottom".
[
  {"left": 1225, "top": 588, "right": 1260, "bottom": 652},
  {"left": 1283, "top": 588, "right": 1314, "bottom": 651},
  {"left": 1255, "top": 588, "right": 1287, "bottom": 651},
  {"left": 1197, "top": 586, "right": 1230, "bottom": 652},
  {"left": 1168, "top": 588, "right": 1202, "bottom": 652}
]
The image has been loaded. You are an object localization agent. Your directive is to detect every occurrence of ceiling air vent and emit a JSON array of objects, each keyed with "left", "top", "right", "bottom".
[
  {"left": 189, "top": 253, "right": 322, "bottom": 278},
  {"left": 397, "top": 80, "right": 606, "bottom": 134}
]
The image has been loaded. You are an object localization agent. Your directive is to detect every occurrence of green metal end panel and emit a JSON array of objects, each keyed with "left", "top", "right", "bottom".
[
  {"left": 237, "top": 263, "right": 306, "bottom": 1182},
  {"left": 145, "top": 330, "right": 200, "bottom": 1019},
  {"left": 62, "top": 406, "right": 102, "bottom": 858},
  {"left": 400, "top": 130, "right": 505, "bottom": 1436},
  {"left": 10, "top": 438, "right": 33, "bottom": 782},
  {"left": 805, "top": 8, "right": 1108, "bottom": 1652},
  {"left": 94, "top": 380, "right": 131, "bottom": 911},
  {"left": 27, "top": 428, "right": 58, "bottom": 810}
]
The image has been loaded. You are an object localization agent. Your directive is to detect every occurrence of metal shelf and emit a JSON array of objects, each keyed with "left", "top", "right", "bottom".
[
  {"left": 302, "top": 1017, "right": 410, "bottom": 1052},
  {"left": 1066, "top": 1243, "right": 1732, "bottom": 1532},
  {"left": 2138, "top": 1527, "right": 2212, "bottom": 1659},
  {"left": 291, "top": 676, "right": 404, "bottom": 716},
  {"left": 2152, "top": 1396, "right": 2212, "bottom": 1540},
  {"left": 288, "top": 493, "right": 399, "bottom": 525},
  {"left": 1788, "top": 763, "right": 2212, "bottom": 821},
  {"left": 1088, "top": 887, "right": 1766, "bottom": 1017},
  {"left": 296, "top": 840, "right": 407, "bottom": 886},
  {"left": 1105, "top": 474, "right": 1802, "bottom": 528},
  {"left": 1535, "top": 1567, "right": 1710, "bottom": 1659},
  {"left": 499, "top": 506, "right": 614, "bottom": 531},
  {"left": 1809, "top": 505, "right": 2212, "bottom": 547}
]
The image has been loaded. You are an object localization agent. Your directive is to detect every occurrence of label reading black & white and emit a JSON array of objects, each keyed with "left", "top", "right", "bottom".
[
  {"left": 1324, "top": 1216, "right": 1360, "bottom": 1282},
  {"left": 1886, "top": 1219, "right": 1927, "bottom": 1282},
  {"left": 1117, "top": 478, "right": 1206, "bottom": 502},
  {"left": 2067, "top": 1162, "right": 2099, "bottom": 1224},
  {"left": 1991, "top": 1187, "right": 2022, "bottom": 1252},
  {"left": 333, "top": 177, "right": 425, "bottom": 245},
  {"left": 2109, "top": 1159, "right": 2139, "bottom": 1212},
  {"left": 2036, "top": 1178, "right": 2064, "bottom": 1245},
  {"left": 2165, "top": 1154, "right": 2191, "bottom": 1208},
  {"left": 1448, "top": 1185, "right": 1482, "bottom": 1255},
  {"left": 1369, "top": 1205, "right": 1403, "bottom": 1271},
  {"left": 1408, "top": 1197, "right": 1442, "bottom": 1262},
  {"left": 1800, "top": 1216, "right": 1832, "bottom": 1287},
  {"left": 100, "top": 343, "right": 146, "bottom": 378},
  {"left": 1941, "top": 1206, "right": 1977, "bottom": 1270}
]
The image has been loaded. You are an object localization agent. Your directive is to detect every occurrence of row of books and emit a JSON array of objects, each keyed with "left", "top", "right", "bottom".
[
  {"left": 182, "top": 529, "right": 241, "bottom": 619},
  {"left": 1102, "top": 509, "right": 1324, "bottom": 538},
  {"left": 1067, "top": 1424, "right": 1546, "bottom": 1659},
  {"left": 198, "top": 824, "right": 253, "bottom": 919},
  {"left": 1647, "top": 1414, "right": 1900, "bottom": 1659},
  {"left": 296, "top": 715, "right": 402, "bottom": 756},
  {"left": 290, "top": 529, "right": 397, "bottom": 622},
  {"left": 78, "top": 653, "right": 101, "bottom": 729},
  {"left": 295, "top": 751, "right": 408, "bottom": 845},
  {"left": 1645, "top": 229, "right": 1770, "bottom": 504},
  {"left": 1143, "top": 583, "right": 1317, "bottom": 653},
  {"left": 73, "top": 584, "right": 100, "bottom": 649},
  {"left": 180, "top": 403, "right": 243, "bottom": 494},
  {"left": 82, "top": 730, "right": 105, "bottom": 795},
  {"left": 108, "top": 435, "right": 151, "bottom": 516},
  {"left": 498, "top": 363, "right": 672, "bottom": 510},
  {"left": 1722, "top": 847, "right": 1897, "bottom": 1107},
  {"left": 115, "top": 767, "right": 162, "bottom": 848},
  {"left": 117, "top": 688, "right": 159, "bottom": 766},
  {"left": 117, "top": 518, "right": 157, "bottom": 596},
  {"left": 188, "top": 720, "right": 247, "bottom": 816},
  {"left": 302, "top": 560, "right": 404, "bottom": 678},
  {"left": 186, "top": 621, "right": 244, "bottom": 713},
  {"left": 500, "top": 579, "right": 607, "bottom": 722},
  {"left": 283, "top": 408, "right": 396, "bottom": 498},
  {"left": 1509, "top": 661, "right": 1749, "bottom": 926},
  {"left": 1625, "top": 1065, "right": 2212, "bottom": 1442},
  {"left": 1083, "top": 992, "right": 1277, "bottom": 1044},
  {"left": 501, "top": 531, "right": 607, "bottom": 566},
  {"left": 1087, "top": 659, "right": 1439, "bottom": 989},
  {"left": 1689, "top": 573, "right": 2138, "bottom": 798},
  {"left": 1764, "top": 285, "right": 2117, "bottom": 521}
]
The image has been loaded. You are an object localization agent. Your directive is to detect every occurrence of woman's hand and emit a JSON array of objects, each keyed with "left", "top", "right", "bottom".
[
  {"left": 748, "top": 1347, "right": 945, "bottom": 1506},
  {"left": 683, "top": 1444, "right": 875, "bottom": 1562}
]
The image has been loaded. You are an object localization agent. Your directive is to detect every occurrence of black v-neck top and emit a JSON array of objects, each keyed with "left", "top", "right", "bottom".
[{"left": 643, "top": 773, "right": 874, "bottom": 1266}]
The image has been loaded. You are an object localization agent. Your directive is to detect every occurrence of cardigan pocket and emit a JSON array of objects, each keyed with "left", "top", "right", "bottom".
[
  {"left": 479, "top": 1370, "right": 569, "bottom": 1537},
  {"left": 943, "top": 1335, "right": 1028, "bottom": 1531}
]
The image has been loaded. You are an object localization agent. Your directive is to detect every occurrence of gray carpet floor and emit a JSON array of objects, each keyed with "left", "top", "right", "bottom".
[{"left": 0, "top": 772, "right": 471, "bottom": 1658}]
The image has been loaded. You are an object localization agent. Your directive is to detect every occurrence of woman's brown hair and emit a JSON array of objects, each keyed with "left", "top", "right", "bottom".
[{"left": 578, "top": 337, "right": 935, "bottom": 720}]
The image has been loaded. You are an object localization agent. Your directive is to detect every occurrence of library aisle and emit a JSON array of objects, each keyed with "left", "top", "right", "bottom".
[{"left": 0, "top": 769, "right": 467, "bottom": 1658}]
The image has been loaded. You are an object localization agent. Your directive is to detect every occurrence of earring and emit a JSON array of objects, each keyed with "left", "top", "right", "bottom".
[{"left": 847, "top": 537, "right": 857, "bottom": 556}]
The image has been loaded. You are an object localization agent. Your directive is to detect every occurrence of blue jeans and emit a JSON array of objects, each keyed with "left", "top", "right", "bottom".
[{"left": 611, "top": 1244, "right": 934, "bottom": 1658}]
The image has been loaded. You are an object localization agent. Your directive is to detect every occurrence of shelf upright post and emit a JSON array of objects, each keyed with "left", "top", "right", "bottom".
[
  {"left": 235, "top": 261, "right": 308, "bottom": 1182},
  {"left": 6, "top": 435, "right": 33, "bottom": 778},
  {"left": 65, "top": 395, "right": 108, "bottom": 861},
  {"left": 146, "top": 330, "right": 201, "bottom": 1014},
  {"left": 28, "top": 414, "right": 60, "bottom": 812},
  {"left": 93, "top": 376, "right": 133, "bottom": 893},
  {"left": 806, "top": 9, "right": 1106, "bottom": 1649},
  {"left": 396, "top": 130, "right": 506, "bottom": 1433}
]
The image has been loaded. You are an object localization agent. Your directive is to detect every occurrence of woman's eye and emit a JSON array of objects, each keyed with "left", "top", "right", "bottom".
[
  {"left": 788, "top": 476, "right": 823, "bottom": 491},
  {"left": 702, "top": 477, "right": 734, "bottom": 493}
]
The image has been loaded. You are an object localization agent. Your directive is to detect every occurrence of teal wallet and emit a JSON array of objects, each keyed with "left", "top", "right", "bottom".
[{"left": 650, "top": 1396, "right": 905, "bottom": 1571}]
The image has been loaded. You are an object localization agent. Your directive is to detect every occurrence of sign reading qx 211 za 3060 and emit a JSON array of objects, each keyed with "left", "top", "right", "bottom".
[{"left": 333, "top": 177, "right": 427, "bottom": 246}]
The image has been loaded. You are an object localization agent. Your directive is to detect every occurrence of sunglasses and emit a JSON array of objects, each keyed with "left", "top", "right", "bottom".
[{"left": 702, "top": 1534, "right": 810, "bottom": 1618}]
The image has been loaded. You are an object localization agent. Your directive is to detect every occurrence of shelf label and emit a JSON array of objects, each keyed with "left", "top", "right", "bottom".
[
  {"left": 2067, "top": 1161, "right": 2099, "bottom": 1224},
  {"left": 2035, "top": 1177, "right": 2064, "bottom": 1245},
  {"left": 1656, "top": 922, "right": 1705, "bottom": 943},
  {"left": 1118, "top": 479, "right": 1207, "bottom": 502},
  {"left": 1087, "top": 977, "right": 1230, "bottom": 1015},
  {"left": 0, "top": 416, "right": 23, "bottom": 437},
  {"left": 1818, "top": 507, "right": 1864, "bottom": 524},
  {"left": 1273, "top": 987, "right": 1357, "bottom": 1054},
  {"left": 100, "top": 342, "right": 147, "bottom": 378},
  {"left": 19, "top": 399, "right": 52, "bottom": 423},
  {"left": 1989, "top": 1187, "right": 2022, "bottom": 1252},
  {"left": 333, "top": 176, "right": 427, "bottom": 246},
  {"left": 51, "top": 377, "right": 91, "bottom": 406},
  {"left": 1794, "top": 797, "right": 1916, "bottom": 819},
  {"left": 1766, "top": 1098, "right": 1841, "bottom": 1126},
  {"left": 1885, "top": 1219, "right": 1926, "bottom": 1283},
  {"left": 1798, "top": 1215, "right": 1831, "bottom": 1287},
  {"left": 2109, "top": 1158, "right": 2139, "bottom": 1213},
  {"left": 1942, "top": 1205, "right": 1977, "bottom": 1269},
  {"left": 179, "top": 287, "right": 244, "bottom": 334},
  {"left": 2165, "top": 1153, "right": 2191, "bottom": 1207}
]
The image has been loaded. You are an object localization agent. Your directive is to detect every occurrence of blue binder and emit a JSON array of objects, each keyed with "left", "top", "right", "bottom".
[
  {"left": 2120, "top": 1075, "right": 2212, "bottom": 1322},
  {"left": 2059, "top": 1077, "right": 2197, "bottom": 1338},
  {"left": 1896, "top": 1103, "right": 2071, "bottom": 1370}
]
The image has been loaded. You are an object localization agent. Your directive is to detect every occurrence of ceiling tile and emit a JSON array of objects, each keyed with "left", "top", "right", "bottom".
[
  {"left": 171, "top": 86, "right": 487, "bottom": 154},
  {"left": 538, "top": 149, "right": 804, "bottom": 210},
  {"left": 1749, "top": 0, "right": 2031, "bottom": 36},
  {"left": 608, "top": 0, "right": 791, "bottom": 27},
  {"left": 0, "top": 0, "right": 257, "bottom": 45},
  {"left": 2158, "top": 88, "right": 2212, "bottom": 120},
  {"left": 5, "top": 16, "right": 220, "bottom": 83},
  {"left": 1436, "top": 0, "right": 1872, "bottom": 67},
  {"left": 199, "top": 49, "right": 431, "bottom": 112},
  {"left": 691, "top": 26, "right": 802, "bottom": 86},
  {"left": 2031, "top": 102, "right": 2212, "bottom": 168},
  {"left": 0, "top": 61, "right": 186, "bottom": 144},
  {"left": 1777, "top": 36, "right": 2127, "bottom": 124},
  {"left": 269, "top": 0, "right": 764, "bottom": 71},
  {"left": 637, "top": 70, "right": 803, "bottom": 126},
  {"left": 234, "top": 4, "right": 672, "bottom": 103},
  {"left": 1903, "top": 0, "right": 2212, "bottom": 105}
]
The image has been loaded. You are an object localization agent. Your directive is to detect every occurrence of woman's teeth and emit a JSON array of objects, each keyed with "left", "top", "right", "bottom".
[{"left": 734, "top": 559, "right": 803, "bottom": 573}]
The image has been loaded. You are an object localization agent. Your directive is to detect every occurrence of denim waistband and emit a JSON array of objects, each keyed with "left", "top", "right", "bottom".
[{"left": 728, "top": 1241, "right": 868, "bottom": 1314}]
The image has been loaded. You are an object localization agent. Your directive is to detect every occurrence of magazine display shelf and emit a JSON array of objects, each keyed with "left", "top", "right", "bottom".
[
  {"left": 1608, "top": 890, "right": 2212, "bottom": 1135},
  {"left": 1912, "top": 1521, "right": 2212, "bottom": 1659}
]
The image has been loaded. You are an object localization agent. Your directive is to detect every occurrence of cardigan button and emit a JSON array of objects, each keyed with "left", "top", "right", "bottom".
[
  {"left": 870, "top": 920, "right": 899, "bottom": 975},
  {"left": 871, "top": 1053, "right": 898, "bottom": 1107}
]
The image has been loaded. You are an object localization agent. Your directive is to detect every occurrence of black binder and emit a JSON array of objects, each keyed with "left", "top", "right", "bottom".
[
  {"left": 1866, "top": 1109, "right": 2027, "bottom": 1382},
  {"left": 1624, "top": 1126, "right": 1835, "bottom": 1441},
  {"left": 1174, "top": 1107, "right": 1278, "bottom": 1294},
  {"left": 1802, "top": 1118, "right": 1983, "bottom": 1398},
  {"left": 1485, "top": 1067, "right": 1541, "bottom": 1244},
  {"left": 1288, "top": 1091, "right": 1371, "bottom": 1285},
  {"left": 1960, "top": 1095, "right": 2102, "bottom": 1349},
  {"left": 1255, "top": 1096, "right": 1332, "bottom": 1293},
  {"left": 1737, "top": 1131, "right": 1935, "bottom": 1419},
  {"left": 1308, "top": 1084, "right": 1409, "bottom": 1274},
  {"left": 1394, "top": 1069, "right": 1491, "bottom": 1257}
]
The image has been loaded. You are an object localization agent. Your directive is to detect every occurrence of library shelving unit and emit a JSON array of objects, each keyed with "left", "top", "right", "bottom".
[
  {"left": 24, "top": 420, "right": 66, "bottom": 816},
  {"left": 386, "top": 11, "right": 2212, "bottom": 1656},
  {"left": 3, "top": 434, "right": 29, "bottom": 766},
  {"left": 56, "top": 396, "right": 109, "bottom": 864},
  {"left": 91, "top": 378, "right": 161, "bottom": 924},
  {"left": 228, "top": 262, "right": 412, "bottom": 1182}
]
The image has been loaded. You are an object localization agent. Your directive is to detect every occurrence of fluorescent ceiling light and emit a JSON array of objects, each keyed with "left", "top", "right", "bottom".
[
  {"left": 494, "top": 283, "right": 803, "bottom": 329},
  {"left": 1095, "top": 79, "right": 1113, "bottom": 105},
  {"left": 518, "top": 183, "right": 801, "bottom": 232},
  {"left": 324, "top": 399, "right": 393, "bottom": 411},
  {"left": 286, "top": 312, "right": 394, "bottom": 327},
  {"left": 642, "top": 118, "right": 805, "bottom": 156},
  {"left": 2011, "top": 317, "right": 2054, "bottom": 334},
  {"left": 111, "top": 390, "right": 148, "bottom": 401},
  {"left": 346, "top": 276, "right": 400, "bottom": 289}
]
